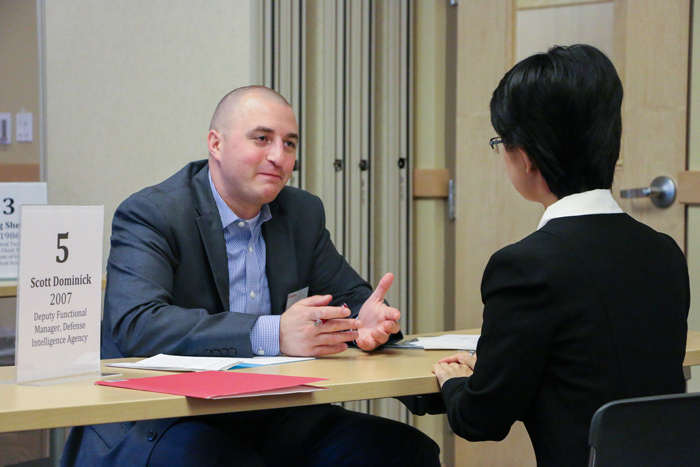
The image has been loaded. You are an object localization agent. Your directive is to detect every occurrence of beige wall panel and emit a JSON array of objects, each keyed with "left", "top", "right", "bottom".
[
  {"left": 611, "top": 0, "right": 688, "bottom": 246},
  {"left": 678, "top": 171, "right": 700, "bottom": 204},
  {"left": 457, "top": 422, "right": 535, "bottom": 467},
  {"left": 0, "top": 164, "right": 40, "bottom": 182},
  {"left": 518, "top": 0, "right": 608, "bottom": 8},
  {"left": 454, "top": 0, "right": 541, "bottom": 332},
  {"left": 413, "top": 0, "right": 448, "bottom": 334},
  {"left": 43, "top": 0, "right": 253, "bottom": 267},
  {"left": 0, "top": 0, "right": 41, "bottom": 166},
  {"left": 516, "top": 1, "right": 614, "bottom": 61},
  {"left": 413, "top": 169, "right": 449, "bottom": 199}
]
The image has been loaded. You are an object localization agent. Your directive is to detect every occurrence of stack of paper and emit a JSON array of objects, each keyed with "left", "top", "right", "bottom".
[
  {"left": 108, "top": 354, "right": 314, "bottom": 372},
  {"left": 108, "top": 354, "right": 241, "bottom": 372},
  {"left": 232, "top": 356, "right": 314, "bottom": 368},
  {"left": 389, "top": 334, "right": 480, "bottom": 350}
]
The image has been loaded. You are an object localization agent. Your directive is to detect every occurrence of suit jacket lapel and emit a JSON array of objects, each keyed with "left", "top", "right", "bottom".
[
  {"left": 191, "top": 164, "right": 230, "bottom": 310},
  {"left": 264, "top": 196, "right": 299, "bottom": 315}
]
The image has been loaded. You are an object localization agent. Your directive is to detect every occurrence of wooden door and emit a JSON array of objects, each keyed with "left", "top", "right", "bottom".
[{"left": 450, "top": 1, "right": 690, "bottom": 465}]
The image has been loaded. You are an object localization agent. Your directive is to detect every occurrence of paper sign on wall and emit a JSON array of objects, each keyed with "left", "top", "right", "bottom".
[
  {"left": 0, "top": 182, "right": 48, "bottom": 279},
  {"left": 15, "top": 205, "right": 103, "bottom": 384}
]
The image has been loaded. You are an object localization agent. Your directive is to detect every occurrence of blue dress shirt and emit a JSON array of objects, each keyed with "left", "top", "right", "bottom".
[{"left": 209, "top": 171, "right": 280, "bottom": 356}]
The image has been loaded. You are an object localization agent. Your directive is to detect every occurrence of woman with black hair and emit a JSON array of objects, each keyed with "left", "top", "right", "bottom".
[{"left": 433, "top": 44, "right": 689, "bottom": 466}]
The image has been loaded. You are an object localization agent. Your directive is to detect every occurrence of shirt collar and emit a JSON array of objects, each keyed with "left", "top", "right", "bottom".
[
  {"left": 538, "top": 189, "right": 623, "bottom": 230},
  {"left": 208, "top": 169, "right": 271, "bottom": 230}
]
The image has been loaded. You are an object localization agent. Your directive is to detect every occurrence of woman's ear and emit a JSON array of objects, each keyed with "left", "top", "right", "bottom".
[
  {"left": 516, "top": 148, "right": 557, "bottom": 206},
  {"left": 510, "top": 147, "right": 538, "bottom": 174},
  {"left": 518, "top": 149, "right": 539, "bottom": 174}
]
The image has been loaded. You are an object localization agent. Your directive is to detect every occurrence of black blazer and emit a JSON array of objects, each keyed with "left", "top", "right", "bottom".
[
  {"left": 441, "top": 214, "right": 689, "bottom": 466},
  {"left": 63, "top": 160, "right": 379, "bottom": 466}
]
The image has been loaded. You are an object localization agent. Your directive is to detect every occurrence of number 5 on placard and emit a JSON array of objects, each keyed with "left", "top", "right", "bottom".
[{"left": 56, "top": 232, "right": 69, "bottom": 263}]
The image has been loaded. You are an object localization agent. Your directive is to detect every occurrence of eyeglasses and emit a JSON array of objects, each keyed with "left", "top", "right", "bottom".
[{"left": 489, "top": 137, "right": 504, "bottom": 155}]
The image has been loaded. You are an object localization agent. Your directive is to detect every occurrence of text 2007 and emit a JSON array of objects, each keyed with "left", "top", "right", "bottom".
[{"left": 50, "top": 292, "right": 72, "bottom": 305}]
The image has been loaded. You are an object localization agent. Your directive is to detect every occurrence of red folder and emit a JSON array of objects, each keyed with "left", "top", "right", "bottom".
[{"left": 96, "top": 371, "right": 328, "bottom": 399}]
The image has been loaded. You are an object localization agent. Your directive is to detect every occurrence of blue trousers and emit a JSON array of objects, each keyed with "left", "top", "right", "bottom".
[{"left": 62, "top": 404, "right": 441, "bottom": 466}]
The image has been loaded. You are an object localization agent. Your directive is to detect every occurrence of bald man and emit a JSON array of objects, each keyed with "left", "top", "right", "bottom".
[{"left": 62, "top": 86, "right": 440, "bottom": 467}]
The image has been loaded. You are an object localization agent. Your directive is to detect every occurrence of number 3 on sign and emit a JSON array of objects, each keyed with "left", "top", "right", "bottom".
[
  {"left": 56, "top": 232, "right": 69, "bottom": 263},
  {"left": 3, "top": 197, "right": 14, "bottom": 215}
]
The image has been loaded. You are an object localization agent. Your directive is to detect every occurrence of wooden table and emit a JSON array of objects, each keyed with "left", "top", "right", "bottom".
[
  {"left": 0, "top": 280, "right": 17, "bottom": 299},
  {"left": 1, "top": 329, "right": 699, "bottom": 433},
  {"left": 685, "top": 330, "right": 700, "bottom": 367},
  {"left": 0, "top": 346, "right": 457, "bottom": 433}
]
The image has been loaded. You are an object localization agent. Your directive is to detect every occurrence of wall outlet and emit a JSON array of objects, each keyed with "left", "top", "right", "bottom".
[
  {"left": 0, "top": 113, "right": 11, "bottom": 144},
  {"left": 16, "top": 112, "right": 33, "bottom": 142}
]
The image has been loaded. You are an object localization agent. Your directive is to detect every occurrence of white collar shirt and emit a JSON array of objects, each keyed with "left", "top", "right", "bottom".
[{"left": 537, "top": 189, "right": 623, "bottom": 230}]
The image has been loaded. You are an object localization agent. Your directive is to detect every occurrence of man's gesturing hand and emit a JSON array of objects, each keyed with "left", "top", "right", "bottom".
[
  {"left": 355, "top": 273, "right": 401, "bottom": 351},
  {"left": 279, "top": 294, "right": 361, "bottom": 356}
]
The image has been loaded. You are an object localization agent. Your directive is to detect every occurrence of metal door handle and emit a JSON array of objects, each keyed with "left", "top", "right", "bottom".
[{"left": 619, "top": 176, "right": 676, "bottom": 208}]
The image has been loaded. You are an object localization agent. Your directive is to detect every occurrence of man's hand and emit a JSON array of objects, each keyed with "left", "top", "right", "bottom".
[
  {"left": 279, "top": 294, "right": 362, "bottom": 357},
  {"left": 355, "top": 273, "right": 401, "bottom": 351},
  {"left": 432, "top": 352, "right": 477, "bottom": 387}
]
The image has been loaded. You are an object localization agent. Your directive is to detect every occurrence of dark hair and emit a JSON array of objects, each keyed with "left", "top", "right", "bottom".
[{"left": 490, "top": 44, "right": 623, "bottom": 198}]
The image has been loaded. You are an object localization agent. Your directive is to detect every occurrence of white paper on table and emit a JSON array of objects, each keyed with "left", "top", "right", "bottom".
[
  {"left": 107, "top": 354, "right": 315, "bottom": 372},
  {"left": 108, "top": 354, "right": 242, "bottom": 372},
  {"left": 232, "top": 356, "right": 314, "bottom": 367},
  {"left": 412, "top": 334, "right": 480, "bottom": 350}
]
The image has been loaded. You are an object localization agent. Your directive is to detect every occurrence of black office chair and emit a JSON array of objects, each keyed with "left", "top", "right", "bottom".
[{"left": 588, "top": 392, "right": 700, "bottom": 466}]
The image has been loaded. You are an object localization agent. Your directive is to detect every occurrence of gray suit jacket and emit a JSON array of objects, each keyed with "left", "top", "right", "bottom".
[
  {"left": 101, "top": 159, "right": 375, "bottom": 359},
  {"left": 63, "top": 160, "right": 385, "bottom": 466}
]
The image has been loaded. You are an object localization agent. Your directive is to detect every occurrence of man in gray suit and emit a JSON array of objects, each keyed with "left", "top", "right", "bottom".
[{"left": 62, "top": 86, "right": 440, "bottom": 466}]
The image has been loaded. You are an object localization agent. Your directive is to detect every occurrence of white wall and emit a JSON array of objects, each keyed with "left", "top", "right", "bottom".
[{"left": 43, "top": 0, "right": 254, "bottom": 267}]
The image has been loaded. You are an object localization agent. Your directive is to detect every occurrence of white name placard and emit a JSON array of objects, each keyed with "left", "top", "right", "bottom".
[
  {"left": 0, "top": 182, "right": 48, "bottom": 279},
  {"left": 15, "top": 205, "right": 104, "bottom": 384}
]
